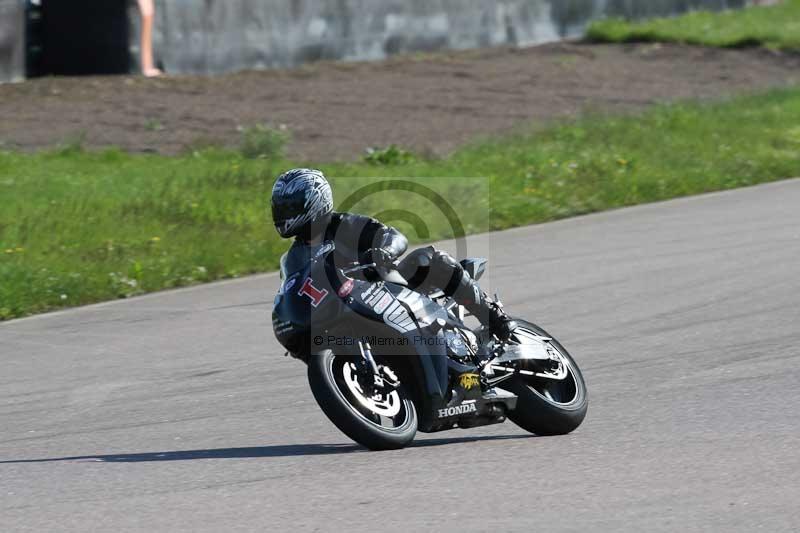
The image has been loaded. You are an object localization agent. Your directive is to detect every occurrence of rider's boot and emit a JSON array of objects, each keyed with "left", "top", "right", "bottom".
[
  {"left": 449, "top": 270, "right": 518, "bottom": 341},
  {"left": 485, "top": 299, "right": 518, "bottom": 342}
]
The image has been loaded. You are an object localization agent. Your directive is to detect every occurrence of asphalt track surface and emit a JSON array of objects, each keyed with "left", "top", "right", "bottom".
[{"left": 2, "top": 180, "right": 799, "bottom": 532}]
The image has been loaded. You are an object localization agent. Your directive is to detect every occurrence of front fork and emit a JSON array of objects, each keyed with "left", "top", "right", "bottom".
[{"left": 356, "top": 341, "right": 400, "bottom": 398}]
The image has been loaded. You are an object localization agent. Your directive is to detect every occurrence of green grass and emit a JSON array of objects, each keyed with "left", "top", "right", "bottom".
[
  {"left": 3, "top": 88, "right": 800, "bottom": 320},
  {"left": 587, "top": 0, "right": 800, "bottom": 50}
]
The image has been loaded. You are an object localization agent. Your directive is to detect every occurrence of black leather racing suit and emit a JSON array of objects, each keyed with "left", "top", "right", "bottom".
[
  {"left": 281, "top": 212, "right": 511, "bottom": 396},
  {"left": 284, "top": 212, "right": 499, "bottom": 325}
]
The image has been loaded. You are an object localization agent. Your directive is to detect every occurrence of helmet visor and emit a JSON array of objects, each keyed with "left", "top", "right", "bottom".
[{"left": 271, "top": 194, "right": 306, "bottom": 230}]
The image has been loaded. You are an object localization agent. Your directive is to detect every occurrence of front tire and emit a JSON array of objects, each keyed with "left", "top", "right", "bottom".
[
  {"left": 307, "top": 351, "right": 418, "bottom": 450},
  {"left": 504, "top": 321, "right": 588, "bottom": 436}
]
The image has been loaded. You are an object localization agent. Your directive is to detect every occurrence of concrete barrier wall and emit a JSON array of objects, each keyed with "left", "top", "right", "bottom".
[
  {"left": 1, "top": 0, "right": 750, "bottom": 81},
  {"left": 0, "top": 0, "right": 24, "bottom": 82},
  {"left": 148, "top": 0, "right": 748, "bottom": 75}
]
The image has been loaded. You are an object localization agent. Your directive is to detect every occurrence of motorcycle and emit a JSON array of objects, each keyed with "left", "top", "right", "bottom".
[{"left": 272, "top": 241, "right": 588, "bottom": 450}]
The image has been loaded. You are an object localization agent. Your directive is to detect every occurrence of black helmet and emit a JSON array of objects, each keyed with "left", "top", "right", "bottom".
[{"left": 271, "top": 168, "right": 333, "bottom": 238}]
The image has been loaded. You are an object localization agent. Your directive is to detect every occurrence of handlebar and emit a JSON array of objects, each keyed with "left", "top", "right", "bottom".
[
  {"left": 341, "top": 262, "right": 377, "bottom": 275},
  {"left": 339, "top": 261, "right": 407, "bottom": 286}
]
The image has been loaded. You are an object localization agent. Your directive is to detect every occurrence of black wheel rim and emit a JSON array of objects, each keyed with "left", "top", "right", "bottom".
[
  {"left": 328, "top": 356, "right": 413, "bottom": 431},
  {"left": 513, "top": 327, "right": 582, "bottom": 407}
]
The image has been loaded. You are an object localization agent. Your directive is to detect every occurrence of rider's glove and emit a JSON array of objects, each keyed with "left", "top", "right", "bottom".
[
  {"left": 361, "top": 248, "right": 393, "bottom": 279},
  {"left": 362, "top": 247, "right": 393, "bottom": 268}
]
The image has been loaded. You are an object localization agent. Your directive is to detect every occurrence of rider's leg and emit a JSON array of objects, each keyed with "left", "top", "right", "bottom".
[
  {"left": 399, "top": 247, "right": 517, "bottom": 340},
  {"left": 397, "top": 246, "right": 436, "bottom": 289}
]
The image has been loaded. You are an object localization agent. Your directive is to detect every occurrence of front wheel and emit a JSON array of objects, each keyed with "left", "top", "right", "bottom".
[
  {"left": 504, "top": 321, "right": 588, "bottom": 436},
  {"left": 307, "top": 351, "right": 417, "bottom": 450}
]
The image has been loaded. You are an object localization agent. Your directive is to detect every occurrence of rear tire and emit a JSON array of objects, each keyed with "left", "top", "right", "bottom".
[
  {"left": 307, "top": 351, "right": 417, "bottom": 450},
  {"left": 504, "top": 321, "right": 588, "bottom": 436}
]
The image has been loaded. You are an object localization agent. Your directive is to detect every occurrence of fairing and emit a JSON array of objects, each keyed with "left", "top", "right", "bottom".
[{"left": 272, "top": 241, "right": 460, "bottom": 429}]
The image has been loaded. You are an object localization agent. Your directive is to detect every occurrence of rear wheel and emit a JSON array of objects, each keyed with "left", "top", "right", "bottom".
[
  {"left": 307, "top": 351, "right": 417, "bottom": 450},
  {"left": 504, "top": 321, "right": 588, "bottom": 436}
]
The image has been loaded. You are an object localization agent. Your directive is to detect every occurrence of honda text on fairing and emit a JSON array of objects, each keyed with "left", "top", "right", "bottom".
[{"left": 270, "top": 169, "right": 587, "bottom": 450}]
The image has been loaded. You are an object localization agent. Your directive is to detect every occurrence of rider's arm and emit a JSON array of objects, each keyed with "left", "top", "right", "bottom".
[
  {"left": 333, "top": 212, "right": 408, "bottom": 262},
  {"left": 374, "top": 223, "right": 408, "bottom": 261}
]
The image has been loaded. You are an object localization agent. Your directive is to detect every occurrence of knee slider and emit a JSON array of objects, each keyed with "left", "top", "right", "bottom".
[
  {"left": 432, "top": 249, "right": 460, "bottom": 271},
  {"left": 412, "top": 247, "right": 435, "bottom": 268}
]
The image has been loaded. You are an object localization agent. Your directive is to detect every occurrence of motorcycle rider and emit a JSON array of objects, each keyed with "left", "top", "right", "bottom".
[{"left": 270, "top": 168, "right": 518, "bottom": 345}]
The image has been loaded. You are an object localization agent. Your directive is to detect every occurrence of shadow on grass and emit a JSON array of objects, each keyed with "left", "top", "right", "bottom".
[{"left": 0, "top": 434, "right": 534, "bottom": 464}]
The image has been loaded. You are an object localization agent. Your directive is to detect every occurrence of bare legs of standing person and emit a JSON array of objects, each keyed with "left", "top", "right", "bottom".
[{"left": 137, "top": 0, "right": 162, "bottom": 77}]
